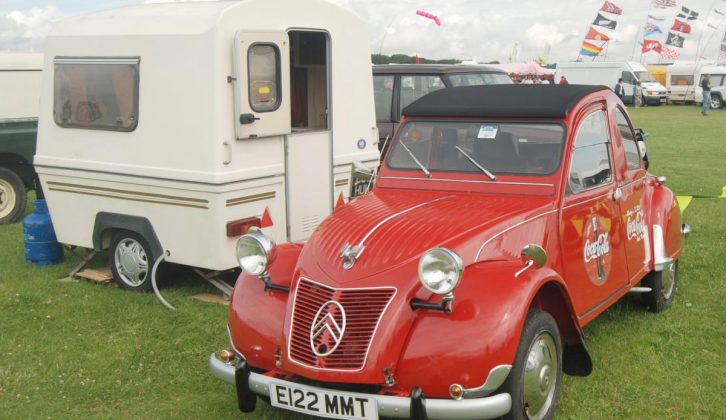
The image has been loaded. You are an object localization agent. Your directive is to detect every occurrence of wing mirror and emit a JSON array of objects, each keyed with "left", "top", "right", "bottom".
[
  {"left": 515, "top": 244, "right": 547, "bottom": 278},
  {"left": 635, "top": 128, "right": 649, "bottom": 170}
]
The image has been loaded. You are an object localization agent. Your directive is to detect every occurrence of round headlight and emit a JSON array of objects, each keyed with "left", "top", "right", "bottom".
[
  {"left": 418, "top": 248, "right": 464, "bottom": 295},
  {"left": 236, "top": 230, "right": 277, "bottom": 276}
]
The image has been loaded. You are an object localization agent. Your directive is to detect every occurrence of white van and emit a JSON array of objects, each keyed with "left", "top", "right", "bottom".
[
  {"left": 666, "top": 61, "right": 714, "bottom": 103},
  {"left": 34, "top": 0, "right": 378, "bottom": 290},
  {"left": 555, "top": 61, "right": 667, "bottom": 105},
  {"left": 694, "top": 64, "right": 726, "bottom": 109}
]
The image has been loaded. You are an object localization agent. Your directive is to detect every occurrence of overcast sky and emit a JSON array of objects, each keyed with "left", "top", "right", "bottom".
[{"left": 1, "top": 0, "right": 725, "bottom": 64}]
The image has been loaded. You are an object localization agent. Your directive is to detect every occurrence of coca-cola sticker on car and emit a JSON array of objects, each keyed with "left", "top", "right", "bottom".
[{"left": 583, "top": 215, "right": 612, "bottom": 285}]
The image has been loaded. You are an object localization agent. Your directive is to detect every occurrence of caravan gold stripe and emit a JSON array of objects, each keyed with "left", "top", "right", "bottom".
[
  {"left": 46, "top": 181, "right": 209, "bottom": 209},
  {"left": 226, "top": 191, "right": 276, "bottom": 207}
]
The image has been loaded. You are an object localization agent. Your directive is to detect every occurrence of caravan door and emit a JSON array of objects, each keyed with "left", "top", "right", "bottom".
[
  {"left": 285, "top": 30, "right": 332, "bottom": 242},
  {"left": 234, "top": 32, "right": 291, "bottom": 139}
]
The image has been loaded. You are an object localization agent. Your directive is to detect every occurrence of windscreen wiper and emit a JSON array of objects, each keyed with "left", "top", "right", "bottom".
[
  {"left": 455, "top": 145, "right": 496, "bottom": 181},
  {"left": 399, "top": 140, "right": 431, "bottom": 177}
]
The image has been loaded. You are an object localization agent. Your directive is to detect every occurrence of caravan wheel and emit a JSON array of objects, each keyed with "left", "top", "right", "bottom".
[
  {"left": 0, "top": 167, "right": 27, "bottom": 224},
  {"left": 110, "top": 231, "right": 153, "bottom": 291}
]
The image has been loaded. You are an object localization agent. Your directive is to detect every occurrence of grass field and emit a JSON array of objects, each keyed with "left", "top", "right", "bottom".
[{"left": 1, "top": 105, "right": 725, "bottom": 419}]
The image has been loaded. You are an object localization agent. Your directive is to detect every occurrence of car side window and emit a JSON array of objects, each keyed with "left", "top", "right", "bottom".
[
  {"left": 568, "top": 110, "right": 613, "bottom": 194},
  {"left": 399, "top": 75, "right": 445, "bottom": 113},
  {"left": 615, "top": 108, "right": 641, "bottom": 170},
  {"left": 373, "top": 75, "right": 394, "bottom": 122}
]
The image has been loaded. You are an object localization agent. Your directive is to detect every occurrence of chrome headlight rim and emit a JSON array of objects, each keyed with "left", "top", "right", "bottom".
[
  {"left": 235, "top": 229, "right": 277, "bottom": 276},
  {"left": 418, "top": 247, "right": 464, "bottom": 295}
]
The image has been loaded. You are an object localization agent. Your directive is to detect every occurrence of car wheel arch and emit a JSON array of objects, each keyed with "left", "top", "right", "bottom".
[{"left": 528, "top": 278, "right": 593, "bottom": 377}]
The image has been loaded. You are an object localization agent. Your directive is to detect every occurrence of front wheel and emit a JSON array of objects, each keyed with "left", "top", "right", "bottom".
[
  {"left": 710, "top": 95, "right": 723, "bottom": 109},
  {"left": 642, "top": 260, "right": 678, "bottom": 312},
  {"left": 501, "top": 310, "right": 562, "bottom": 420},
  {"left": 0, "top": 167, "right": 27, "bottom": 224},
  {"left": 110, "top": 231, "right": 154, "bottom": 291}
]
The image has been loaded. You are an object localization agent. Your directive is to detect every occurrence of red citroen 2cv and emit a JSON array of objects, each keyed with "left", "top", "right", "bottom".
[{"left": 210, "top": 85, "right": 687, "bottom": 419}]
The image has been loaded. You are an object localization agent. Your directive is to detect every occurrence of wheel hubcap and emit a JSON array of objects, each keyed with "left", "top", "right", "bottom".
[
  {"left": 114, "top": 238, "right": 148, "bottom": 287},
  {"left": 0, "top": 179, "right": 15, "bottom": 218},
  {"left": 523, "top": 332, "right": 558, "bottom": 420}
]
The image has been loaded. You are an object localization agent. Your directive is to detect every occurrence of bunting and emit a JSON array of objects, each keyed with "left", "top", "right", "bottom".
[
  {"left": 652, "top": 0, "right": 676, "bottom": 8},
  {"left": 671, "top": 19, "right": 692, "bottom": 34},
  {"left": 601, "top": 1, "right": 623, "bottom": 15},
  {"left": 586, "top": 27, "right": 611, "bottom": 41},
  {"left": 643, "top": 23, "right": 663, "bottom": 37},
  {"left": 661, "top": 45, "right": 681, "bottom": 60},
  {"left": 593, "top": 13, "right": 618, "bottom": 29},
  {"left": 665, "top": 32, "right": 685, "bottom": 48},
  {"left": 581, "top": 41, "right": 605, "bottom": 56},
  {"left": 642, "top": 40, "right": 663, "bottom": 54},
  {"left": 677, "top": 6, "right": 699, "bottom": 20}
]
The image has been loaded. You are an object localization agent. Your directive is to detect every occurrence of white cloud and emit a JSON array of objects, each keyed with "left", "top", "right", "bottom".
[{"left": 0, "top": 6, "right": 58, "bottom": 51}]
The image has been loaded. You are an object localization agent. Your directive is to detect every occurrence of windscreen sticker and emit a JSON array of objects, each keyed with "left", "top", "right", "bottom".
[{"left": 477, "top": 125, "right": 498, "bottom": 139}]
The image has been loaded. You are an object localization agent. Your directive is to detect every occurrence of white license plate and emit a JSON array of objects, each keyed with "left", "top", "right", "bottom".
[{"left": 269, "top": 381, "right": 378, "bottom": 420}]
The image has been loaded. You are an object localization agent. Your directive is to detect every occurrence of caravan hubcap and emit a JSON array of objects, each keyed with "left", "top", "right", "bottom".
[
  {"left": 0, "top": 179, "right": 15, "bottom": 218},
  {"left": 115, "top": 238, "right": 149, "bottom": 287}
]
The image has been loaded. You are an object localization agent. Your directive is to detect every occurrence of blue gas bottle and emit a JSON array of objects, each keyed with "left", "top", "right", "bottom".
[{"left": 23, "top": 199, "right": 63, "bottom": 265}]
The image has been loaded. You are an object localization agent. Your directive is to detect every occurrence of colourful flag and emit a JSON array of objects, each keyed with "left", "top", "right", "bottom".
[
  {"left": 601, "top": 1, "right": 623, "bottom": 15},
  {"left": 723, "top": 31, "right": 726, "bottom": 42},
  {"left": 720, "top": 43, "right": 726, "bottom": 60},
  {"left": 586, "top": 27, "right": 611, "bottom": 41},
  {"left": 661, "top": 45, "right": 681, "bottom": 60},
  {"left": 715, "top": 9, "right": 725, "bottom": 16},
  {"left": 652, "top": 0, "right": 676, "bottom": 8},
  {"left": 648, "top": 14, "right": 666, "bottom": 21},
  {"left": 665, "top": 32, "right": 685, "bottom": 48},
  {"left": 677, "top": 6, "right": 699, "bottom": 20},
  {"left": 643, "top": 23, "right": 663, "bottom": 37},
  {"left": 593, "top": 13, "right": 618, "bottom": 29},
  {"left": 671, "top": 19, "right": 692, "bottom": 34},
  {"left": 708, "top": 23, "right": 719, "bottom": 30},
  {"left": 581, "top": 41, "right": 604, "bottom": 57},
  {"left": 642, "top": 40, "right": 663, "bottom": 53}
]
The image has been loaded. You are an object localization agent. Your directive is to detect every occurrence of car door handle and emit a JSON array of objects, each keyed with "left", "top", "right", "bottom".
[
  {"left": 612, "top": 188, "right": 623, "bottom": 201},
  {"left": 239, "top": 113, "right": 260, "bottom": 124}
]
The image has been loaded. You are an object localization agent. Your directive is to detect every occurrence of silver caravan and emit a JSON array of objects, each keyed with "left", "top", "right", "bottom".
[{"left": 35, "top": 0, "right": 378, "bottom": 290}]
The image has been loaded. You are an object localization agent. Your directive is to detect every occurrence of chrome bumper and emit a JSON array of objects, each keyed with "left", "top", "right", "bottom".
[{"left": 209, "top": 352, "right": 512, "bottom": 419}]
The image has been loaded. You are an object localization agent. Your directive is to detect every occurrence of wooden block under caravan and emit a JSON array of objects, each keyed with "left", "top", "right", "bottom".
[{"left": 75, "top": 267, "right": 114, "bottom": 284}]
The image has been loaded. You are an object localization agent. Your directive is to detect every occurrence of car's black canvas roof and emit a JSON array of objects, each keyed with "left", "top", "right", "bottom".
[{"left": 402, "top": 84, "right": 609, "bottom": 119}]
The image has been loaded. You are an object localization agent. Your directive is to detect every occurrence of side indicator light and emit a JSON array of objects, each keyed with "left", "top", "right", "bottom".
[{"left": 226, "top": 217, "right": 261, "bottom": 237}]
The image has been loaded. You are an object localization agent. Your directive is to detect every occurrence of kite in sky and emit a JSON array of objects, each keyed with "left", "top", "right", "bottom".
[{"left": 416, "top": 10, "right": 441, "bottom": 26}]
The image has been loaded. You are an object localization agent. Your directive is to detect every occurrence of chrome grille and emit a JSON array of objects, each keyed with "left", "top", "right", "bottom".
[{"left": 288, "top": 278, "right": 396, "bottom": 371}]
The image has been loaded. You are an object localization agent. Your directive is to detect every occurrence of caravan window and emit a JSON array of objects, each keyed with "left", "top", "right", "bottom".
[
  {"left": 53, "top": 57, "right": 139, "bottom": 131},
  {"left": 670, "top": 75, "right": 693, "bottom": 86},
  {"left": 248, "top": 44, "right": 281, "bottom": 112}
]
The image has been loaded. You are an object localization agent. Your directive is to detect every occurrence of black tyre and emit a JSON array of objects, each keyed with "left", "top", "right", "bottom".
[
  {"left": 642, "top": 260, "right": 677, "bottom": 313},
  {"left": 0, "top": 167, "right": 27, "bottom": 224},
  {"left": 501, "top": 310, "right": 562, "bottom": 420},
  {"left": 710, "top": 95, "right": 723, "bottom": 109},
  {"left": 110, "top": 230, "right": 154, "bottom": 291}
]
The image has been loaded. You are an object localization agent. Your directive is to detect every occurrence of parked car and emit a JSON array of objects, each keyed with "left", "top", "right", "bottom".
[
  {"left": 694, "top": 64, "right": 726, "bottom": 109},
  {"left": 210, "top": 85, "right": 686, "bottom": 419},
  {"left": 373, "top": 64, "right": 512, "bottom": 150},
  {"left": 0, "top": 53, "right": 42, "bottom": 224},
  {"left": 556, "top": 61, "right": 667, "bottom": 105}
]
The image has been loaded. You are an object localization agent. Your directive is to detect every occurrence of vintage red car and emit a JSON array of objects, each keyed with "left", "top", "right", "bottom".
[{"left": 210, "top": 85, "right": 687, "bottom": 419}]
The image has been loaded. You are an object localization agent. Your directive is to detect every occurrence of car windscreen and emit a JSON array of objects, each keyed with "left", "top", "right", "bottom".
[
  {"left": 386, "top": 121, "right": 565, "bottom": 175},
  {"left": 444, "top": 72, "right": 513, "bottom": 87},
  {"left": 635, "top": 71, "right": 655, "bottom": 83}
]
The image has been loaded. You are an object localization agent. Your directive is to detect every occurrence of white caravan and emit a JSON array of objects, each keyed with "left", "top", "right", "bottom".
[
  {"left": 35, "top": 0, "right": 378, "bottom": 290},
  {"left": 555, "top": 61, "right": 667, "bottom": 105},
  {"left": 665, "top": 61, "right": 714, "bottom": 103},
  {"left": 694, "top": 64, "right": 726, "bottom": 109}
]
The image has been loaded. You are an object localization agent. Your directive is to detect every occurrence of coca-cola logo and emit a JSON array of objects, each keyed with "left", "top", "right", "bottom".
[
  {"left": 626, "top": 205, "right": 645, "bottom": 242},
  {"left": 582, "top": 215, "right": 612, "bottom": 285}
]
